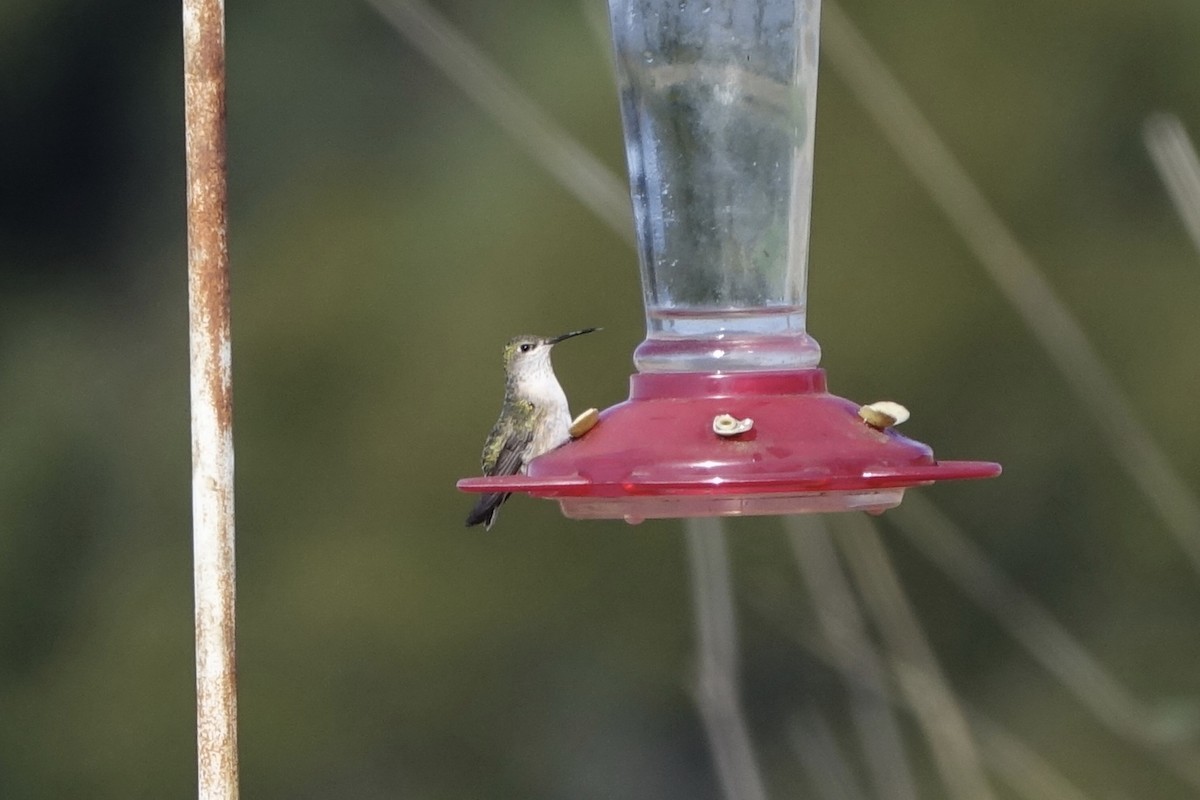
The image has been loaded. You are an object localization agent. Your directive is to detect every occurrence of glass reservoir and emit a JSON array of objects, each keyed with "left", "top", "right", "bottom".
[{"left": 610, "top": 0, "right": 823, "bottom": 372}]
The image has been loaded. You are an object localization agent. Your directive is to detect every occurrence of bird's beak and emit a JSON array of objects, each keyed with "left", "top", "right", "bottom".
[{"left": 547, "top": 327, "right": 600, "bottom": 345}]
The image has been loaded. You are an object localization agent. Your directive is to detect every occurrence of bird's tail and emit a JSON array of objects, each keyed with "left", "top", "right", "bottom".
[{"left": 465, "top": 492, "right": 510, "bottom": 530}]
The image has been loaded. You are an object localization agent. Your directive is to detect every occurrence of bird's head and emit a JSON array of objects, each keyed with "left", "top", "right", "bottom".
[{"left": 502, "top": 328, "right": 598, "bottom": 383}]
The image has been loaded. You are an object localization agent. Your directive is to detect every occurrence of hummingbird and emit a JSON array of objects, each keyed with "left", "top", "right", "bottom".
[{"left": 466, "top": 327, "right": 599, "bottom": 529}]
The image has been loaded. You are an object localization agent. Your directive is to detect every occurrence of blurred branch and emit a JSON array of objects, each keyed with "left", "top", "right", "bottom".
[
  {"left": 1144, "top": 114, "right": 1200, "bottom": 259},
  {"left": 832, "top": 513, "right": 996, "bottom": 800},
  {"left": 892, "top": 493, "right": 1200, "bottom": 790},
  {"left": 786, "top": 516, "right": 917, "bottom": 800},
  {"left": 365, "top": 0, "right": 635, "bottom": 245},
  {"left": 685, "top": 518, "right": 771, "bottom": 800},
  {"left": 967, "top": 713, "right": 1093, "bottom": 800},
  {"left": 822, "top": 0, "right": 1200, "bottom": 573},
  {"left": 789, "top": 707, "right": 869, "bottom": 800},
  {"left": 751, "top": 590, "right": 1096, "bottom": 800}
]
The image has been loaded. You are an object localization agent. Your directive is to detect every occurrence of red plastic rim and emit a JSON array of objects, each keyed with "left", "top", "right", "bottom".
[{"left": 458, "top": 369, "right": 1000, "bottom": 520}]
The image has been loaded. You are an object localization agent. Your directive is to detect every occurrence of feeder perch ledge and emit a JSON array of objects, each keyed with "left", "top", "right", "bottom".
[{"left": 458, "top": 370, "right": 999, "bottom": 523}]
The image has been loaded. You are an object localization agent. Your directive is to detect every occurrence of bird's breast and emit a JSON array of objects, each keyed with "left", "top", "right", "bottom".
[{"left": 521, "top": 380, "right": 571, "bottom": 461}]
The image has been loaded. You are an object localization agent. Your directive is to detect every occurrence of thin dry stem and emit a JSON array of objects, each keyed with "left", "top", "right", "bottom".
[
  {"left": 893, "top": 494, "right": 1200, "bottom": 790},
  {"left": 758, "top": 599, "right": 1096, "bottom": 800},
  {"left": 789, "top": 707, "right": 869, "bottom": 800},
  {"left": 1144, "top": 113, "right": 1200, "bottom": 258},
  {"left": 365, "top": 0, "right": 633, "bottom": 245},
  {"left": 832, "top": 514, "right": 996, "bottom": 800},
  {"left": 685, "top": 518, "right": 770, "bottom": 800},
  {"left": 968, "top": 714, "right": 1094, "bottom": 800},
  {"left": 786, "top": 516, "right": 917, "bottom": 800}
]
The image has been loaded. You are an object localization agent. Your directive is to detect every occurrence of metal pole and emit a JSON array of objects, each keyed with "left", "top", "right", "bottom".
[{"left": 183, "top": 0, "right": 239, "bottom": 797}]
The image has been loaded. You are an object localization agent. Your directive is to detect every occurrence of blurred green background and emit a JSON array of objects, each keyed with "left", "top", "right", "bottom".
[{"left": 3, "top": 0, "right": 1200, "bottom": 796}]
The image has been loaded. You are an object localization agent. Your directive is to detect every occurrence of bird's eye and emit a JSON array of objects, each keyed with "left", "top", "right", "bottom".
[{"left": 519, "top": 343, "right": 532, "bottom": 353}]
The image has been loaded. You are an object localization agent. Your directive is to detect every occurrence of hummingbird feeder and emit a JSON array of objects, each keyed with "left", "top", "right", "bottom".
[{"left": 459, "top": 0, "right": 999, "bottom": 522}]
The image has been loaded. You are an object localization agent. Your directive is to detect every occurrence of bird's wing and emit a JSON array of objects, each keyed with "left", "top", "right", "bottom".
[
  {"left": 480, "top": 408, "right": 533, "bottom": 477},
  {"left": 466, "top": 407, "right": 534, "bottom": 529}
]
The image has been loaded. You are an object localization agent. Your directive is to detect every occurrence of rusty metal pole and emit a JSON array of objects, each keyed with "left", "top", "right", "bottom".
[{"left": 183, "top": 0, "right": 239, "bottom": 797}]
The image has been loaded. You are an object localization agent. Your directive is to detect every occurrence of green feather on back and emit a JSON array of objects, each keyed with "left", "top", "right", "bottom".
[{"left": 480, "top": 398, "right": 535, "bottom": 475}]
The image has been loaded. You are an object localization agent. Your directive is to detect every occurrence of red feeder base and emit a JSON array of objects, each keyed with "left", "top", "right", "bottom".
[{"left": 457, "top": 370, "right": 1000, "bottom": 523}]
